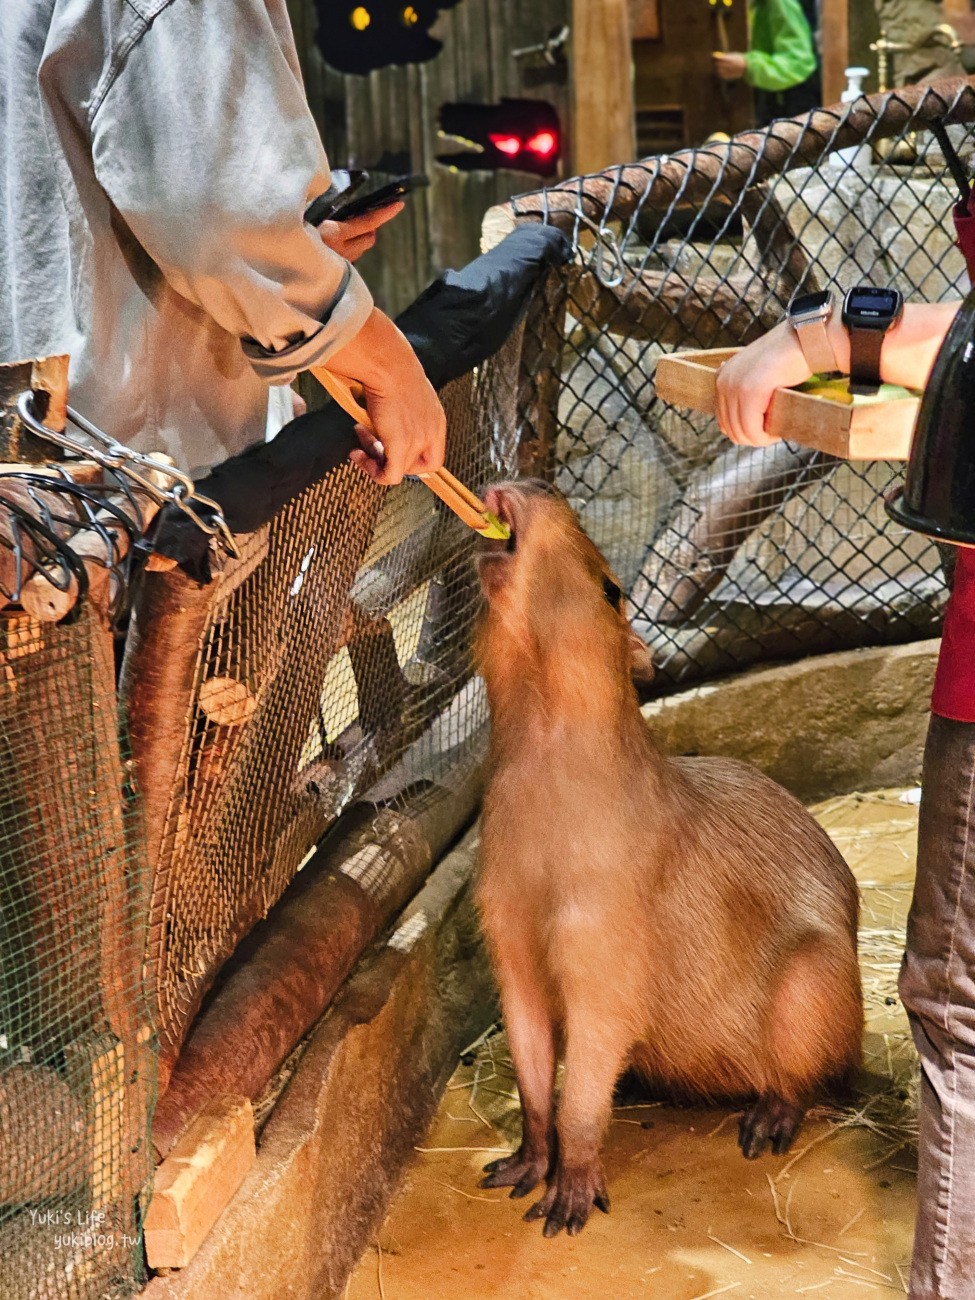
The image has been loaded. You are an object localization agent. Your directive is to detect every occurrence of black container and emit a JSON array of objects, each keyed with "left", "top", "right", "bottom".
[{"left": 886, "top": 288, "right": 975, "bottom": 547}]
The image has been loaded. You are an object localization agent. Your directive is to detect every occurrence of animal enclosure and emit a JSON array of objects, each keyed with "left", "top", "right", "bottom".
[
  {"left": 488, "top": 78, "right": 975, "bottom": 694},
  {"left": 0, "top": 78, "right": 972, "bottom": 1299}
]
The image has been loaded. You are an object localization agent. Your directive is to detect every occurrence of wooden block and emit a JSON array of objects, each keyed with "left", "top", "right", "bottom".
[
  {"left": 197, "top": 676, "right": 257, "bottom": 727},
  {"left": 655, "top": 347, "right": 921, "bottom": 460},
  {"left": 144, "top": 1096, "right": 255, "bottom": 1271},
  {"left": 63, "top": 1035, "right": 126, "bottom": 1213},
  {"left": 630, "top": 0, "right": 660, "bottom": 40}
]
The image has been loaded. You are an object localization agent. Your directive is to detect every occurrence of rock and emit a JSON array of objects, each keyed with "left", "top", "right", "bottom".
[
  {"left": 557, "top": 347, "right": 680, "bottom": 585},
  {"left": 642, "top": 640, "right": 939, "bottom": 802},
  {"left": 742, "top": 167, "right": 967, "bottom": 299}
]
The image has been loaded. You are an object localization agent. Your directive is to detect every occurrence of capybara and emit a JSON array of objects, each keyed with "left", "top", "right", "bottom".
[{"left": 473, "top": 479, "right": 862, "bottom": 1238}]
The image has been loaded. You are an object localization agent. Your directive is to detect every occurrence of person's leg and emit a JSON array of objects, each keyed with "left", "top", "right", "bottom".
[{"left": 899, "top": 713, "right": 975, "bottom": 1298}]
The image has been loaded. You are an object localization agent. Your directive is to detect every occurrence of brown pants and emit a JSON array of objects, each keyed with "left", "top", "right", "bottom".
[{"left": 900, "top": 714, "right": 975, "bottom": 1298}]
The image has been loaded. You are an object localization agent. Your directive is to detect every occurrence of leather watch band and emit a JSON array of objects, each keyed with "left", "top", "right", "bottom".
[{"left": 849, "top": 326, "right": 885, "bottom": 394}]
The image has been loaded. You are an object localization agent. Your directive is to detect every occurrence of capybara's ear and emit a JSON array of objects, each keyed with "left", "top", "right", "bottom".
[{"left": 629, "top": 628, "right": 655, "bottom": 685}]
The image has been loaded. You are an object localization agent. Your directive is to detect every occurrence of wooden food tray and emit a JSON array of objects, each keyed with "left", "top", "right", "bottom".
[{"left": 655, "top": 347, "right": 920, "bottom": 461}]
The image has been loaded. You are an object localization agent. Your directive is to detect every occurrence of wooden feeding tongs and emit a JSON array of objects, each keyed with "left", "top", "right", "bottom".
[{"left": 309, "top": 366, "right": 510, "bottom": 541}]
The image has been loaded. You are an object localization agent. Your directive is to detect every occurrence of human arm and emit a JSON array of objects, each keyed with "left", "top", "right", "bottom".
[
  {"left": 743, "top": 0, "right": 817, "bottom": 91},
  {"left": 325, "top": 308, "right": 446, "bottom": 485},
  {"left": 84, "top": 0, "right": 441, "bottom": 481},
  {"left": 715, "top": 301, "right": 961, "bottom": 447},
  {"left": 313, "top": 200, "right": 445, "bottom": 484},
  {"left": 714, "top": 53, "right": 748, "bottom": 80}
]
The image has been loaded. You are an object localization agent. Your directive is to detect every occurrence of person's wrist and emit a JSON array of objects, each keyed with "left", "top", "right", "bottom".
[{"left": 329, "top": 308, "right": 419, "bottom": 396}]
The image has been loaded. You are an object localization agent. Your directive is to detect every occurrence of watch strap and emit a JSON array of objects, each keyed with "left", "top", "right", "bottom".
[
  {"left": 793, "top": 317, "right": 838, "bottom": 375},
  {"left": 848, "top": 325, "right": 885, "bottom": 394}
]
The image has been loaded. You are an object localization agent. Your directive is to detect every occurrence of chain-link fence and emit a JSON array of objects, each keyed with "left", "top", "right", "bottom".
[{"left": 497, "top": 79, "right": 975, "bottom": 692}]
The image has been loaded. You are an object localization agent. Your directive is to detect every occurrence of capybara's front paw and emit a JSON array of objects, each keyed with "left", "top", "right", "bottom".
[
  {"left": 524, "top": 1161, "right": 610, "bottom": 1237},
  {"left": 738, "top": 1093, "right": 804, "bottom": 1159},
  {"left": 481, "top": 1146, "right": 549, "bottom": 1199}
]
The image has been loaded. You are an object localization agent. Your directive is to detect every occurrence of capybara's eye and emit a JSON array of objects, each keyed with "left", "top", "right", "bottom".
[{"left": 602, "top": 577, "right": 622, "bottom": 609}]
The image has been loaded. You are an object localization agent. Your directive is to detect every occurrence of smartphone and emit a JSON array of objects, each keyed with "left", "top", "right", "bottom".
[
  {"left": 304, "top": 169, "right": 369, "bottom": 227},
  {"left": 326, "top": 174, "right": 430, "bottom": 222}
]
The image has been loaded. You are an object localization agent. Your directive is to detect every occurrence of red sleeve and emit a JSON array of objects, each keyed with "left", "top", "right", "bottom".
[{"left": 932, "top": 547, "right": 975, "bottom": 721}]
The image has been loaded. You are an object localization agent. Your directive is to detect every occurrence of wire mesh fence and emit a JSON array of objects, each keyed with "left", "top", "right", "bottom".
[
  {"left": 122, "top": 327, "right": 523, "bottom": 1091},
  {"left": 500, "top": 79, "right": 975, "bottom": 692},
  {"left": 0, "top": 605, "right": 153, "bottom": 1300}
]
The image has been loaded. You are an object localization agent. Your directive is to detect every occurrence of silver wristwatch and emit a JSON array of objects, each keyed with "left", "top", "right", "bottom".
[{"left": 788, "top": 290, "right": 839, "bottom": 375}]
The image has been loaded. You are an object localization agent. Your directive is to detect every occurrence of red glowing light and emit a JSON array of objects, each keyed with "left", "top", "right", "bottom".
[
  {"left": 489, "top": 133, "right": 522, "bottom": 156},
  {"left": 526, "top": 130, "right": 558, "bottom": 158}
]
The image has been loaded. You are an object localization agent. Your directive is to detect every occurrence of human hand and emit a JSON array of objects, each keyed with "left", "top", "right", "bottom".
[
  {"left": 317, "top": 201, "right": 405, "bottom": 263},
  {"left": 714, "top": 320, "right": 812, "bottom": 446},
  {"left": 326, "top": 307, "right": 446, "bottom": 485},
  {"left": 713, "top": 52, "right": 747, "bottom": 80}
]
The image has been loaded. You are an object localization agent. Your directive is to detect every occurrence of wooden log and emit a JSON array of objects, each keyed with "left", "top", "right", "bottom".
[
  {"left": 0, "top": 356, "right": 69, "bottom": 460},
  {"left": 571, "top": 0, "right": 635, "bottom": 174},
  {"left": 654, "top": 346, "right": 919, "bottom": 458},
  {"left": 119, "top": 567, "right": 216, "bottom": 1090},
  {"left": 490, "top": 79, "right": 975, "bottom": 232},
  {"left": 630, "top": 439, "right": 834, "bottom": 625},
  {"left": 517, "top": 275, "right": 567, "bottom": 480},
  {"left": 629, "top": 0, "right": 660, "bottom": 40},
  {"left": 63, "top": 1035, "right": 126, "bottom": 1213},
  {"left": 0, "top": 1064, "right": 87, "bottom": 1203},
  {"left": 820, "top": 0, "right": 849, "bottom": 107},
  {"left": 196, "top": 677, "right": 257, "bottom": 728},
  {"left": 740, "top": 185, "right": 824, "bottom": 303},
  {"left": 150, "top": 757, "right": 484, "bottom": 1158},
  {"left": 144, "top": 1096, "right": 255, "bottom": 1271},
  {"left": 567, "top": 267, "right": 785, "bottom": 348},
  {"left": 147, "top": 466, "right": 383, "bottom": 1086}
]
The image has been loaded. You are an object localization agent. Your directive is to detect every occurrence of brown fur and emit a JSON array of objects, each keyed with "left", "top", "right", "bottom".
[{"left": 473, "top": 481, "right": 862, "bottom": 1238}]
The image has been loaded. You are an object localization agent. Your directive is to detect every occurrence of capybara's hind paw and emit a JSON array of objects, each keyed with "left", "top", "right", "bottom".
[
  {"left": 481, "top": 1148, "right": 548, "bottom": 1199},
  {"left": 738, "top": 1095, "right": 804, "bottom": 1160},
  {"left": 524, "top": 1162, "right": 610, "bottom": 1238}
]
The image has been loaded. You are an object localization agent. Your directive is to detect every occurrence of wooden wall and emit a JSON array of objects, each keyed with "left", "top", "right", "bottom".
[
  {"left": 633, "top": 0, "right": 752, "bottom": 154},
  {"left": 288, "top": 0, "right": 571, "bottom": 314}
]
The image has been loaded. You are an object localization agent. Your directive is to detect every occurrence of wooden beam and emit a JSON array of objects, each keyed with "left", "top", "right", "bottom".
[
  {"left": 571, "top": 0, "right": 636, "bottom": 173},
  {"left": 144, "top": 1096, "right": 255, "bottom": 1271},
  {"left": 820, "top": 0, "right": 849, "bottom": 108}
]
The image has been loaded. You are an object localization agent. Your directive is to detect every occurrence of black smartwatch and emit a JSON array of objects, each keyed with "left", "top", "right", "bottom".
[{"left": 842, "top": 286, "right": 904, "bottom": 395}]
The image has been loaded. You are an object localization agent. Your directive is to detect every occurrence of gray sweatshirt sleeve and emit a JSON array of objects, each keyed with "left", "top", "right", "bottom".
[{"left": 87, "top": 0, "right": 373, "bottom": 383}]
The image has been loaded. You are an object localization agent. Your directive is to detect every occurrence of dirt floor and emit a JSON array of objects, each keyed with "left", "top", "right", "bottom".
[{"left": 348, "top": 788, "right": 920, "bottom": 1299}]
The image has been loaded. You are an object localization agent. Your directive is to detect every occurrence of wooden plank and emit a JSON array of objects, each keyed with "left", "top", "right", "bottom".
[
  {"left": 144, "top": 1096, "right": 255, "bottom": 1271},
  {"left": 630, "top": 0, "right": 661, "bottom": 41},
  {"left": 634, "top": 0, "right": 752, "bottom": 147},
  {"left": 0, "top": 355, "right": 69, "bottom": 460},
  {"left": 820, "top": 0, "right": 849, "bottom": 106},
  {"left": 63, "top": 1035, "right": 126, "bottom": 1213},
  {"left": 572, "top": 0, "right": 635, "bottom": 172},
  {"left": 655, "top": 347, "right": 919, "bottom": 459}
]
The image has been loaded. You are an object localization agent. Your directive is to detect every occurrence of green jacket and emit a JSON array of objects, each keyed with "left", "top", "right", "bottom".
[{"left": 745, "top": 0, "right": 818, "bottom": 92}]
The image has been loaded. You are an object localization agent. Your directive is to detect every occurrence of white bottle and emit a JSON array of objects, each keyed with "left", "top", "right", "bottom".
[{"left": 831, "top": 67, "right": 873, "bottom": 172}]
